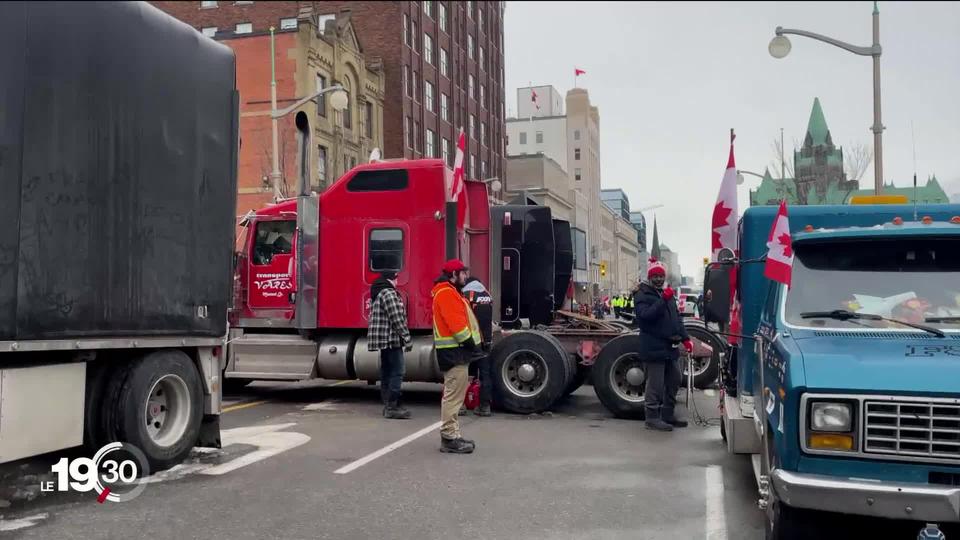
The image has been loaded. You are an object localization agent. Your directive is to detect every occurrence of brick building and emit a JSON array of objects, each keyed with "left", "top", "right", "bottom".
[
  {"left": 152, "top": 1, "right": 386, "bottom": 218},
  {"left": 154, "top": 1, "right": 506, "bottom": 190}
]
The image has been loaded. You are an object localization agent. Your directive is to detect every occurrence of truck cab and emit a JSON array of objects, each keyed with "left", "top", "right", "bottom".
[{"left": 707, "top": 204, "right": 960, "bottom": 538}]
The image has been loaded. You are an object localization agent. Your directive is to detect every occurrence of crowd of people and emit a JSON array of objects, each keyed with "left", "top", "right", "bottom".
[{"left": 366, "top": 256, "right": 692, "bottom": 455}]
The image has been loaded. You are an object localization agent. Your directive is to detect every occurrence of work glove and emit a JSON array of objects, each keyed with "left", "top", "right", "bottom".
[
  {"left": 683, "top": 339, "right": 694, "bottom": 354},
  {"left": 662, "top": 287, "right": 675, "bottom": 301}
]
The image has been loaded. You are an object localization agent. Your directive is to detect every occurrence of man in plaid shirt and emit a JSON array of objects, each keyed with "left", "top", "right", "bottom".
[{"left": 367, "top": 270, "right": 413, "bottom": 419}]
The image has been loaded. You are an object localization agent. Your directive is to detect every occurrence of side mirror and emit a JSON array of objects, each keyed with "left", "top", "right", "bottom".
[{"left": 703, "top": 263, "right": 732, "bottom": 325}]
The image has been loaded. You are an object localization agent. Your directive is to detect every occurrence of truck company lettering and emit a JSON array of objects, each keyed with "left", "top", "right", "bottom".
[
  {"left": 905, "top": 345, "right": 960, "bottom": 357},
  {"left": 254, "top": 273, "right": 292, "bottom": 298}
]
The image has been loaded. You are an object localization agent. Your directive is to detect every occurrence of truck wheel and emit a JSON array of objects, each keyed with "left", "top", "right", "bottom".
[
  {"left": 682, "top": 325, "right": 723, "bottom": 389},
  {"left": 490, "top": 331, "right": 570, "bottom": 414},
  {"left": 113, "top": 350, "right": 204, "bottom": 472},
  {"left": 592, "top": 335, "right": 647, "bottom": 419},
  {"left": 766, "top": 501, "right": 817, "bottom": 540}
]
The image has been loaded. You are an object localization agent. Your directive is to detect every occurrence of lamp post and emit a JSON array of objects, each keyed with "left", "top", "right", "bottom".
[
  {"left": 769, "top": 2, "right": 883, "bottom": 195},
  {"left": 268, "top": 27, "right": 349, "bottom": 201}
]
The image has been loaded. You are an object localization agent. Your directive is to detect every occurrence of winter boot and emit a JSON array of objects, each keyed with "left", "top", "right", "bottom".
[
  {"left": 440, "top": 437, "right": 475, "bottom": 454},
  {"left": 459, "top": 406, "right": 469, "bottom": 416},
  {"left": 644, "top": 408, "right": 674, "bottom": 432},
  {"left": 662, "top": 407, "right": 687, "bottom": 428},
  {"left": 383, "top": 402, "right": 411, "bottom": 419},
  {"left": 474, "top": 404, "right": 492, "bottom": 417}
]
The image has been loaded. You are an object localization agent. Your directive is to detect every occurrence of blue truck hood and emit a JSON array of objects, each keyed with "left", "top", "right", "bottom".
[{"left": 794, "top": 333, "right": 960, "bottom": 395}]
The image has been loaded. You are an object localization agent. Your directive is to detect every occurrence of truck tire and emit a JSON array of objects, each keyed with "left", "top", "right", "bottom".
[
  {"left": 766, "top": 501, "right": 817, "bottom": 540},
  {"left": 490, "top": 331, "right": 570, "bottom": 414},
  {"left": 592, "top": 335, "right": 646, "bottom": 419},
  {"left": 682, "top": 324, "right": 724, "bottom": 389},
  {"left": 111, "top": 350, "right": 204, "bottom": 472}
]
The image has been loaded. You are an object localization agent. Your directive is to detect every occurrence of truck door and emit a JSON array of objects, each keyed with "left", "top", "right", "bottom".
[{"left": 246, "top": 218, "right": 297, "bottom": 312}]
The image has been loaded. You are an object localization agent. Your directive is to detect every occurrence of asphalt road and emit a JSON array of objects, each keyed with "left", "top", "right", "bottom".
[{"left": 2, "top": 379, "right": 944, "bottom": 540}]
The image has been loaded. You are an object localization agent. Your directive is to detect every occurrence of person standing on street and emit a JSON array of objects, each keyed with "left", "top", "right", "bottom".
[
  {"left": 367, "top": 270, "right": 412, "bottom": 419},
  {"left": 432, "top": 259, "right": 483, "bottom": 453},
  {"left": 462, "top": 277, "right": 494, "bottom": 417},
  {"left": 634, "top": 258, "right": 693, "bottom": 431}
]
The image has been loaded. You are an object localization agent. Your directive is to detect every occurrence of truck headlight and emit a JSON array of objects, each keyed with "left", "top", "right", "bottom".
[{"left": 810, "top": 402, "right": 852, "bottom": 432}]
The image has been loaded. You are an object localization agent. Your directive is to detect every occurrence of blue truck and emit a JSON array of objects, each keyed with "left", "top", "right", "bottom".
[{"left": 703, "top": 202, "right": 960, "bottom": 539}]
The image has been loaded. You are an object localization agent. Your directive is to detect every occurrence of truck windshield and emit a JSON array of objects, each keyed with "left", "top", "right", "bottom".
[{"left": 784, "top": 238, "right": 960, "bottom": 330}]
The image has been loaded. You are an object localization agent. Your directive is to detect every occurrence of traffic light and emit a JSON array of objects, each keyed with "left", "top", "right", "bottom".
[
  {"left": 600, "top": 262, "right": 607, "bottom": 277},
  {"left": 703, "top": 257, "right": 710, "bottom": 266}
]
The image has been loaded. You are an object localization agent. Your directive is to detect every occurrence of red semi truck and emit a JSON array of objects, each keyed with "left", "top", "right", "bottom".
[{"left": 226, "top": 159, "right": 724, "bottom": 414}]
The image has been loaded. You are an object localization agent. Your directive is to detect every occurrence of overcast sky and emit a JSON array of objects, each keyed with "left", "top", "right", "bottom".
[{"left": 504, "top": 1, "right": 960, "bottom": 278}]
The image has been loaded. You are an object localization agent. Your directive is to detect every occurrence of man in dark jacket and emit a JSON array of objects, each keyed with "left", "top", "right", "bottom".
[
  {"left": 367, "top": 270, "right": 412, "bottom": 419},
  {"left": 634, "top": 258, "right": 693, "bottom": 431},
  {"left": 462, "top": 277, "right": 494, "bottom": 417}
]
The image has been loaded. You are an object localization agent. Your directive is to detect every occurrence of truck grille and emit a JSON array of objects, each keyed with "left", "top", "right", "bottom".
[{"left": 864, "top": 401, "right": 960, "bottom": 461}]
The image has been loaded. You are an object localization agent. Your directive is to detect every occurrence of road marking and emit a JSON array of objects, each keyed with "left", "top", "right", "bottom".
[
  {"left": 705, "top": 465, "right": 728, "bottom": 540},
  {"left": 222, "top": 400, "right": 269, "bottom": 413},
  {"left": 302, "top": 400, "right": 341, "bottom": 411},
  {"left": 334, "top": 421, "right": 442, "bottom": 475},
  {"left": 0, "top": 513, "right": 48, "bottom": 532}
]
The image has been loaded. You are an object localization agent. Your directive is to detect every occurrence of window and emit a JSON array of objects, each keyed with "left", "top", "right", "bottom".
[
  {"left": 470, "top": 153, "right": 476, "bottom": 179},
  {"left": 481, "top": 160, "right": 487, "bottom": 179},
  {"left": 200, "top": 0, "right": 218, "bottom": 8},
  {"left": 318, "top": 145, "right": 328, "bottom": 184},
  {"left": 469, "top": 114, "right": 476, "bottom": 139},
  {"left": 280, "top": 17, "right": 297, "bottom": 30},
  {"left": 414, "top": 121, "right": 421, "bottom": 152},
  {"left": 364, "top": 102, "right": 373, "bottom": 138},
  {"left": 478, "top": 7, "right": 484, "bottom": 30},
  {"left": 423, "top": 0, "right": 432, "bottom": 17},
  {"left": 439, "top": 48, "right": 448, "bottom": 77},
  {"left": 424, "top": 33, "right": 433, "bottom": 64},
  {"left": 235, "top": 0, "right": 253, "bottom": 4},
  {"left": 575, "top": 168, "right": 582, "bottom": 181},
  {"left": 403, "top": 14, "right": 410, "bottom": 46},
  {"left": 442, "top": 137, "right": 451, "bottom": 165},
  {"left": 519, "top": 132, "right": 527, "bottom": 145},
  {"left": 349, "top": 170, "right": 410, "bottom": 193},
  {"left": 201, "top": 27, "right": 217, "bottom": 37},
  {"left": 468, "top": 75, "right": 475, "bottom": 99},
  {"left": 479, "top": 85, "right": 485, "bottom": 107},
  {"left": 404, "top": 117, "right": 412, "bottom": 149},
  {"left": 369, "top": 229, "right": 404, "bottom": 272},
  {"left": 412, "top": 71, "right": 418, "bottom": 101},
  {"left": 403, "top": 65, "right": 411, "bottom": 97},
  {"left": 575, "top": 148, "right": 581, "bottom": 160},
  {"left": 424, "top": 81, "right": 434, "bottom": 112},
  {"left": 341, "top": 88, "right": 352, "bottom": 130},
  {"left": 572, "top": 228, "right": 587, "bottom": 270},
  {"left": 468, "top": 35, "right": 475, "bottom": 59},
  {"left": 466, "top": 0, "right": 473, "bottom": 17},
  {"left": 440, "top": 93, "right": 449, "bottom": 121},
  {"left": 479, "top": 47, "right": 485, "bottom": 70},
  {"left": 252, "top": 220, "right": 294, "bottom": 266},
  {"left": 426, "top": 129, "right": 436, "bottom": 157},
  {"left": 315, "top": 74, "right": 326, "bottom": 117},
  {"left": 536, "top": 131, "right": 543, "bottom": 144},
  {"left": 574, "top": 129, "right": 581, "bottom": 141},
  {"left": 439, "top": 2, "right": 447, "bottom": 32},
  {"left": 411, "top": 21, "right": 418, "bottom": 53},
  {"left": 235, "top": 22, "right": 252, "bottom": 34},
  {"left": 481, "top": 122, "right": 486, "bottom": 145}
]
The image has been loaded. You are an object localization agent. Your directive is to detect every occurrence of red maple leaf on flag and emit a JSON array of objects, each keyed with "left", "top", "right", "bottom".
[
  {"left": 778, "top": 232, "right": 793, "bottom": 258},
  {"left": 711, "top": 201, "right": 732, "bottom": 251}
]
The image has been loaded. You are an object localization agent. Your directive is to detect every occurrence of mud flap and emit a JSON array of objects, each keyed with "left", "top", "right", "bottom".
[{"left": 197, "top": 414, "right": 222, "bottom": 449}]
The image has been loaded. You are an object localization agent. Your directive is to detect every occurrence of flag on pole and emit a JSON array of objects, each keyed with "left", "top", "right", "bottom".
[
  {"left": 574, "top": 68, "right": 586, "bottom": 76},
  {"left": 530, "top": 88, "right": 541, "bottom": 111},
  {"left": 764, "top": 200, "right": 794, "bottom": 287},
  {"left": 711, "top": 130, "right": 741, "bottom": 344},
  {"left": 448, "top": 128, "right": 468, "bottom": 230}
]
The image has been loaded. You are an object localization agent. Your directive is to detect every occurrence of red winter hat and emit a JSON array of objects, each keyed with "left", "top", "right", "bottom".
[
  {"left": 442, "top": 259, "right": 468, "bottom": 274},
  {"left": 647, "top": 257, "right": 666, "bottom": 277}
]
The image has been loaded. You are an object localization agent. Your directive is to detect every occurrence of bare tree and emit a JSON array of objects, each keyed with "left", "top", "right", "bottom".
[
  {"left": 769, "top": 137, "right": 799, "bottom": 179},
  {"left": 844, "top": 141, "right": 874, "bottom": 182}
]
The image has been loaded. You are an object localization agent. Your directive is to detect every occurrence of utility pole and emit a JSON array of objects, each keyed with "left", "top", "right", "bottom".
[{"left": 269, "top": 26, "right": 282, "bottom": 201}]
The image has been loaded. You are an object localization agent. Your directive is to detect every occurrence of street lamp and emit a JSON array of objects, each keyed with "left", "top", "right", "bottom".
[
  {"left": 769, "top": 2, "right": 884, "bottom": 195},
  {"left": 268, "top": 27, "right": 349, "bottom": 201},
  {"left": 736, "top": 170, "right": 765, "bottom": 186}
]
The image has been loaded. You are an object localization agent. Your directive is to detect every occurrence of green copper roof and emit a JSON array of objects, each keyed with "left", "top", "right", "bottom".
[
  {"left": 850, "top": 179, "right": 950, "bottom": 204},
  {"left": 806, "top": 98, "right": 830, "bottom": 146}
]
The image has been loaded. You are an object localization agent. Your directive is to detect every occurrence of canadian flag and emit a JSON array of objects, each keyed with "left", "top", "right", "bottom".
[
  {"left": 712, "top": 130, "right": 742, "bottom": 344},
  {"left": 530, "top": 88, "right": 541, "bottom": 110},
  {"left": 764, "top": 200, "right": 794, "bottom": 286},
  {"left": 447, "top": 128, "right": 468, "bottom": 230},
  {"left": 575, "top": 68, "right": 586, "bottom": 77}
]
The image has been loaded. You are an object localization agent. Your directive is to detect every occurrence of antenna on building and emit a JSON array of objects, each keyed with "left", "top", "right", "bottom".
[{"left": 911, "top": 121, "right": 918, "bottom": 222}]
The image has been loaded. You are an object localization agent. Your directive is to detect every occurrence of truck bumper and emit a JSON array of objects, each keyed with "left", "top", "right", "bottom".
[{"left": 772, "top": 469, "right": 960, "bottom": 522}]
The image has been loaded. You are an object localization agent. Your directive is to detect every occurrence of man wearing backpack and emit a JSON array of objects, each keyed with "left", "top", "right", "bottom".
[{"left": 367, "top": 270, "right": 412, "bottom": 419}]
